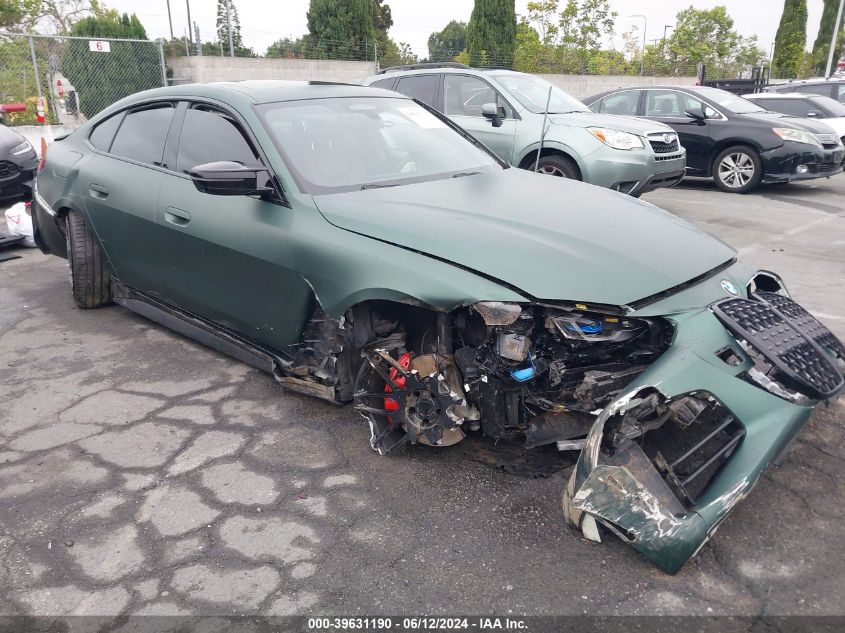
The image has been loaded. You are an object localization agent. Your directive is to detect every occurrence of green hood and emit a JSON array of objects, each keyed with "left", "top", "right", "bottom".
[{"left": 312, "top": 169, "right": 735, "bottom": 306}]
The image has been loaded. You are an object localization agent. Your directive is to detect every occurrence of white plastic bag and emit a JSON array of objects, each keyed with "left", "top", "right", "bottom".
[{"left": 4, "top": 202, "right": 36, "bottom": 248}]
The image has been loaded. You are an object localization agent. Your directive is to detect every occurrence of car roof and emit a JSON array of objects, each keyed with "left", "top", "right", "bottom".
[
  {"left": 767, "top": 78, "right": 845, "bottom": 88},
  {"left": 365, "top": 66, "right": 525, "bottom": 81},
  {"left": 583, "top": 84, "right": 705, "bottom": 103},
  {"left": 743, "top": 92, "right": 818, "bottom": 99},
  {"left": 109, "top": 80, "right": 405, "bottom": 108}
]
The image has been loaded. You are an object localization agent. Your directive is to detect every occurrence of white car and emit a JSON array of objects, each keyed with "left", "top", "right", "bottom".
[{"left": 744, "top": 92, "right": 845, "bottom": 142}]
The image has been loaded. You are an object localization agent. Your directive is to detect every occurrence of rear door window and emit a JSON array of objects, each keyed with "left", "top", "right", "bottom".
[
  {"left": 89, "top": 113, "right": 123, "bottom": 151},
  {"left": 394, "top": 75, "right": 439, "bottom": 108},
  {"left": 369, "top": 77, "right": 397, "bottom": 90},
  {"left": 175, "top": 106, "right": 259, "bottom": 173},
  {"left": 594, "top": 91, "right": 640, "bottom": 115},
  {"left": 109, "top": 104, "right": 174, "bottom": 166}
]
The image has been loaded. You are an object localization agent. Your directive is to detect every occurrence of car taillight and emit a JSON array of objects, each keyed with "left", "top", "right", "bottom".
[{"left": 37, "top": 137, "right": 47, "bottom": 173}]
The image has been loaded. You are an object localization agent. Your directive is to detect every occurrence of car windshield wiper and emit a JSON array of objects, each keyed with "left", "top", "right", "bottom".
[
  {"left": 360, "top": 182, "right": 401, "bottom": 190},
  {"left": 452, "top": 171, "right": 481, "bottom": 178}
]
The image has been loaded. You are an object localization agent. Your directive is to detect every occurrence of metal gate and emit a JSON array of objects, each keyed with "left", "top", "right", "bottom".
[
  {"left": 696, "top": 64, "right": 770, "bottom": 96},
  {"left": 0, "top": 32, "right": 166, "bottom": 126}
]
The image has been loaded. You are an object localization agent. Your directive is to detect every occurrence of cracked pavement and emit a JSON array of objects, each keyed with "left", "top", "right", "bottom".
[{"left": 1, "top": 176, "right": 844, "bottom": 619}]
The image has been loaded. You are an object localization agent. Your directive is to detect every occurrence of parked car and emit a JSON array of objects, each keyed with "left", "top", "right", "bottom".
[
  {"left": 362, "top": 63, "right": 686, "bottom": 197},
  {"left": 0, "top": 124, "right": 38, "bottom": 203},
  {"left": 584, "top": 85, "right": 845, "bottom": 193},
  {"left": 33, "top": 81, "right": 845, "bottom": 574},
  {"left": 763, "top": 78, "right": 845, "bottom": 103},
  {"left": 742, "top": 92, "right": 845, "bottom": 144}
]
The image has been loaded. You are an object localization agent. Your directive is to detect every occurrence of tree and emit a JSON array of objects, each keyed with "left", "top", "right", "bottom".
[
  {"left": 62, "top": 13, "right": 161, "bottom": 117},
  {"left": 812, "top": 0, "right": 845, "bottom": 72},
  {"left": 466, "top": 0, "right": 517, "bottom": 67},
  {"left": 1, "top": 0, "right": 41, "bottom": 30},
  {"left": 559, "top": 0, "right": 616, "bottom": 53},
  {"left": 526, "top": 0, "right": 558, "bottom": 44},
  {"left": 307, "top": 0, "right": 375, "bottom": 59},
  {"left": 427, "top": 20, "right": 467, "bottom": 62},
  {"left": 372, "top": 0, "right": 392, "bottom": 33},
  {"left": 773, "top": 0, "right": 808, "bottom": 78},
  {"left": 643, "top": 6, "right": 765, "bottom": 77},
  {"left": 216, "top": 0, "right": 243, "bottom": 49}
]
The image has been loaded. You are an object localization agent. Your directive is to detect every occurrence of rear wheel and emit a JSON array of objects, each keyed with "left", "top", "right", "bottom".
[
  {"left": 534, "top": 154, "right": 580, "bottom": 180},
  {"left": 713, "top": 145, "right": 763, "bottom": 193},
  {"left": 65, "top": 210, "right": 112, "bottom": 308}
]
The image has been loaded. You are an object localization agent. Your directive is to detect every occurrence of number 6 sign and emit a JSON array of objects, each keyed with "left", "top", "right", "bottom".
[{"left": 88, "top": 40, "right": 111, "bottom": 52}]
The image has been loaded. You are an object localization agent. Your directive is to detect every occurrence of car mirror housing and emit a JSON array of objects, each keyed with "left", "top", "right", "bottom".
[
  {"left": 684, "top": 107, "right": 706, "bottom": 121},
  {"left": 807, "top": 110, "right": 821, "bottom": 118},
  {"left": 186, "top": 161, "right": 273, "bottom": 197},
  {"left": 481, "top": 102, "right": 505, "bottom": 127}
]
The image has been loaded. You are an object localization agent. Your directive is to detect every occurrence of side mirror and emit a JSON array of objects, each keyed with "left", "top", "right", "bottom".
[
  {"left": 186, "top": 161, "right": 273, "bottom": 197},
  {"left": 807, "top": 110, "right": 821, "bottom": 118},
  {"left": 684, "top": 107, "right": 706, "bottom": 121},
  {"left": 481, "top": 102, "right": 505, "bottom": 127}
]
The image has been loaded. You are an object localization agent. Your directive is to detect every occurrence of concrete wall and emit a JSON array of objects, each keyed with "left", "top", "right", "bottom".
[
  {"left": 167, "top": 56, "right": 377, "bottom": 85},
  {"left": 538, "top": 73, "right": 698, "bottom": 99}
]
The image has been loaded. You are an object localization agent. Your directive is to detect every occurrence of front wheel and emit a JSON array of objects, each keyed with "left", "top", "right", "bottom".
[
  {"left": 65, "top": 210, "right": 112, "bottom": 308},
  {"left": 713, "top": 146, "right": 763, "bottom": 193},
  {"left": 533, "top": 154, "right": 580, "bottom": 180}
]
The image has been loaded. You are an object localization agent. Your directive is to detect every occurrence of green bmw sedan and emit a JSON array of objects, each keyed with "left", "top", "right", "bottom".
[{"left": 32, "top": 81, "right": 844, "bottom": 574}]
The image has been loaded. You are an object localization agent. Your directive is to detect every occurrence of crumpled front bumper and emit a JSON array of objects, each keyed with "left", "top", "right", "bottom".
[{"left": 562, "top": 292, "right": 842, "bottom": 574}]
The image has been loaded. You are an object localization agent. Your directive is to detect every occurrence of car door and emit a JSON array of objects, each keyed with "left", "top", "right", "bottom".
[
  {"left": 441, "top": 74, "right": 517, "bottom": 163},
  {"left": 154, "top": 101, "right": 313, "bottom": 351},
  {"left": 80, "top": 102, "right": 173, "bottom": 295},
  {"left": 643, "top": 89, "right": 713, "bottom": 175}
]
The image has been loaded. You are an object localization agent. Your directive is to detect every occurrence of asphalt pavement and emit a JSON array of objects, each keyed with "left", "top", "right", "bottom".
[{"left": 1, "top": 174, "right": 844, "bottom": 620}]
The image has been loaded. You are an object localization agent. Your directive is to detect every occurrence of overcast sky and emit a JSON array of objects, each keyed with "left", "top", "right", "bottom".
[{"left": 108, "top": 0, "right": 827, "bottom": 59}]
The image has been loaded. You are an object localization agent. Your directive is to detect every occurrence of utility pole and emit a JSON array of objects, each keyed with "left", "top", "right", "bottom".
[
  {"left": 226, "top": 0, "right": 235, "bottom": 57},
  {"left": 662, "top": 24, "right": 674, "bottom": 58},
  {"left": 185, "top": 0, "right": 193, "bottom": 52},
  {"left": 165, "top": 0, "right": 174, "bottom": 39},
  {"left": 825, "top": 0, "right": 844, "bottom": 78},
  {"left": 628, "top": 14, "right": 647, "bottom": 75},
  {"left": 194, "top": 22, "right": 202, "bottom": 56}
]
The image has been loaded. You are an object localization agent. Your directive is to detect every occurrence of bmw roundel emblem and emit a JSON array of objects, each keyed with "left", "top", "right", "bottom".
[{"left": 721, "top": 279, "right": 739, "bottom": 296}]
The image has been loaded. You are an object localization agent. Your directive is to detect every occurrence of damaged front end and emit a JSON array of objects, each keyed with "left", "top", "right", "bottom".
[{"left": 563, "top": 289, "right": 845, "bottom": 574}]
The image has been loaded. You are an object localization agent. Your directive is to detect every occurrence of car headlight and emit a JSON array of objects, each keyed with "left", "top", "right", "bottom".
[
  {"left": 772, "top": 128, "right": 822, "bottom": 147},
  {"left": 587, "top": 127, "right": 644, "bottom": 150},
  {"left": 10, "top": 140, "right": 34, "bottom": 156}
]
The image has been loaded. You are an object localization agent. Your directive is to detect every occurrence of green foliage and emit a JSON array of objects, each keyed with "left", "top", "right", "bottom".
[
  {"left": 62, "top": 13, "right": 162, "bottom": 118},
  {"left": 216, "top": 0, "right": 243, "bottom": 49},
  {"left": 1, "top": 0, "right": 40, "bottom": 30},
  {"left": 307, "top": 0, "right": 376, "bottom": 59},
  {"left": 467, "top": 0, "right": 517, "bottom": 67},
  {"left": 773, "top": 0, "right": 808, "bottom": 78},
  {"left": 559, "top": 0, "right": 615, "bottom": 53},
  {"left": 812, "top": 0, "right": 845, "bottom": 72},
  {"left": 427, "top": 20, "right": 467, "bottom": 62}
]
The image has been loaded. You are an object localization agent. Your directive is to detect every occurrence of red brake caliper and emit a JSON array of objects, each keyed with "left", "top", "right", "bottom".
[{"left": 384, "top": 352, "right": 413, "bottom": 418}]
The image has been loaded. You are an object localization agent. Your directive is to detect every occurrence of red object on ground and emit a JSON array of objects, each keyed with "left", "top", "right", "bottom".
[
  {"left": 384, "top": 352, "right": 413, "bottom": 414},
  {"left": 0, "top": 103, "right": 27, "bottom": 113},
  {"left": 56, "top": 79, "right": 64, "bottom": 97}
]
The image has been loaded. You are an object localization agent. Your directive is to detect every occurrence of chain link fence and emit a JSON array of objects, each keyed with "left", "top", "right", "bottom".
[{"left": 0, "top": 32, "right": 165, "bottom": 126}]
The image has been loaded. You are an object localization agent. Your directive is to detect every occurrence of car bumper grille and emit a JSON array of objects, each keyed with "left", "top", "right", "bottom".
[
  {"left": 0, "top": 160, "right": 21, "bottom": 181},
  {"left": 712, "top": 292, "right": 845, "bottom": 400}
]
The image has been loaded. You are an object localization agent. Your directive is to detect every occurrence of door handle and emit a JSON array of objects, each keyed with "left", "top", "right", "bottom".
[
  {"left": 164, "top": 206, "right": 191, "bottom": 226},
  {"left": 88, "top": 183, "right": 109, "bottom": 199}
]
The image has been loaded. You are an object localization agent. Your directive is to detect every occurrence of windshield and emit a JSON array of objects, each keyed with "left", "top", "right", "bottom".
[
  {"left": 695, "top": 87, "right": 765, "bottom": 114},
  {"left": 492, "top": 73, "right": 590, "bottom": 114},
  {"left": 810, "top": 95, "right": 845, "bottom": 116},
  {"left": 257, "top": 97, "right": 500, "bottom": 194}
]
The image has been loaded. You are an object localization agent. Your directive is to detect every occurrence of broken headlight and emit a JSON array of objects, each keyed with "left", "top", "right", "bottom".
[{"left": 545, "top": 307, "right": 648, "bottom": 343}]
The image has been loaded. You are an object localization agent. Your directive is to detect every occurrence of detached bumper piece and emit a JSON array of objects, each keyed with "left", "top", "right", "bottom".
[
  {"left": 713, "top": 291, "right": 845, "bottom": 400},
  {"left": 564, "top": 293, "right": 844, "bottom": 574}
]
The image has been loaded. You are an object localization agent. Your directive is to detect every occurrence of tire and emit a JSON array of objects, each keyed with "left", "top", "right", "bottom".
[
  {"left": 712, "top": 145, "right": 763, "bottom": 193},
  {"left": 533, "top": 154, "right": 580, "bottom": 180},
  {"left": 65, "top": 210, "right": 112, "bottom": 308}
]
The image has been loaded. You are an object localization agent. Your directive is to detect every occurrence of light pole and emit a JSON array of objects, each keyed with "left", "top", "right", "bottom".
[
  {"left": 185, "top": 0, "right": 193, "bottom": 53},
  {"left": 165, "top": 0, "right": 174, "bottom": 40},
  {"left": 662, "top": 24, "right": 674, "bottom": 58},
  {"left": 825, "top": 0, "right": 844, "bottom": 78},
  {"left": 628, "top": 14, "right": 646, "bottom": 75},
  {"left": 226, "top": 0, "right": 234, "bottom": 57}
]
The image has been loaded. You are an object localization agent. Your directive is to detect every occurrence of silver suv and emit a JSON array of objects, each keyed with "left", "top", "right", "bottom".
[{"left": 362, "top": 64, "right": 686, "bottom": 196}]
